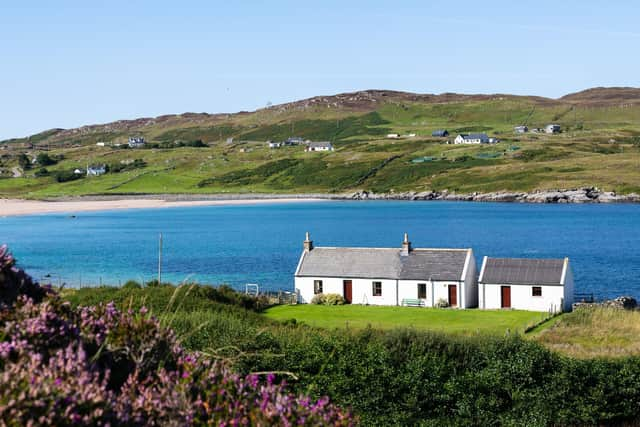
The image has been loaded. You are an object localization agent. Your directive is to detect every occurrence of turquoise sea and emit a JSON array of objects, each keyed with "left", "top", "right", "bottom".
[{"left": 1, "top": 201, "right": 639, "bottom": 299}]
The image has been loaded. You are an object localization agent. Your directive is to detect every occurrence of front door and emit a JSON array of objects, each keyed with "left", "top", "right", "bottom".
[
  {"left": 501, "top": 286, "right": 511, "bottom": 308},
  {"left": 343, "top": 280, "right": 352, "bottom": 304},
  {"left": 448, "top": 284, "right": 457, "bottom": 307}
]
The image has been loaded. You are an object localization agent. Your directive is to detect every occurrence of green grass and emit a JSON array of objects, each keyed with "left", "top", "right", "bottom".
[
  {"left": 534, "top": 306, "right": 640, "bottom": 358},
  {"left": 263, "top": 304, "right": 548, "bottom": 335}
]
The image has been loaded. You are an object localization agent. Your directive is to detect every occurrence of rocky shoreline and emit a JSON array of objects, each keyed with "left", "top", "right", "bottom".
[
  {"left": 341, "top": 187, "right": 640, "bottom": 204},
  {"left": 41, "top": 187, "right": 640, "bottom": 204}
]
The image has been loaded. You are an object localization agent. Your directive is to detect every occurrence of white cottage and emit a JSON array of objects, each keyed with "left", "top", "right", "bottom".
[
  {"left": 478, "top": 257, "right": 574, "bottom": 313},
  {"left": 294, "top": 233, "right": 478, "bottom": 308},
  {"left": 454, "top": 133, "right": 491, "bottom": 144}
]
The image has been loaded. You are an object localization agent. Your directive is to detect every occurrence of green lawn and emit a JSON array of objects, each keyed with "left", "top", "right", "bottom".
[{"left": 263, "top": 304, "right": 550, "bottom": 335}]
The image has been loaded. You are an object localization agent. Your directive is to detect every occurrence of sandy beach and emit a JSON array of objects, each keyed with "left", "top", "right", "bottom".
[{"left": 0, "top": 196, "right": 326, "bottom": 217}]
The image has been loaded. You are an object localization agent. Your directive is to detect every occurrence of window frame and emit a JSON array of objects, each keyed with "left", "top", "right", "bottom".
[
  {"left": 372, "top": 281, "right": 382, "bottom": 296},
  {"left": 314, "top": 280, "right": 323, "bottom": 295},
  {"left": 532, "top": 286, "right": 542, "bottom": 297},
  {"left": 417, "top": 283, "right": 427, "bottom": 299}
]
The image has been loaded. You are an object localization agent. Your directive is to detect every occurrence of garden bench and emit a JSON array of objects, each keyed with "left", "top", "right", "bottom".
[{"left": 402, "top": 298, "right": 425, "bottom": 307}]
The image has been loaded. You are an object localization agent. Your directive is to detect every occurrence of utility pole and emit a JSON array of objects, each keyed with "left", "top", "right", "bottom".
[{"left": 158, "top": 233, "right": 163, "bottom": 284}]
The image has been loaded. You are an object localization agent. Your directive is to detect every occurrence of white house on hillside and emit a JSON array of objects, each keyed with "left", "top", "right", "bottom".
[
  {"left": 86, "top": 164, "right": 106, "bottom": 176},
  {"left": 306, "top": 142, "right": 334, "bottom": 152},
  {"left": 478, "top": 257, "right": 574, "bottom": 313},
  {"left": 294, "top": 233, "right": 478, "bottom": 308},
  {"left": 454, "top": 133, "right": 491, "bottom": 144}
]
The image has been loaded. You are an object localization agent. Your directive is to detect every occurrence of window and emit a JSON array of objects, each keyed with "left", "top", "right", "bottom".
[
  {"left": 532, "top": 286, "right": 542, "bottom": 297},
  {"left": 372, "top": 281, "right": 382, "bottom": 296},
  {"left": 314, "top": 280, "right": 323, "bottom": 294},
  {"left": 417, "top": 283, "right": 427, "bottom": 299}
]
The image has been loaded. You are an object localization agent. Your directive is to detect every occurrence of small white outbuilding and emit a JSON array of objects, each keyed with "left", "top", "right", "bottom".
[{"left": 478, "top": 257, "right": 574, "bottom": 313}]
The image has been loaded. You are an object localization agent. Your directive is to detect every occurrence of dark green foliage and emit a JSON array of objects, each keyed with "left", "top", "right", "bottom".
[
  {"left": 198, "top": 159, "right": 299, "bottom": 187},
  {"left": 34, "top": 167, "right": 49, "bottom": 177},
  {"left": 35, "top": 153, "right": 57, "bottom": 166},
  {"left": 54, "top": 169, "right": 84, "bottom": 183},
  {"left": 108, "top": 159, "right": 146, "bottom": 173},
  {"left": 240, "top": 112, "right": 391, "bottom": 142},
  {"left": 17, "top": 153, "right": 30, "bottom": 170},
  {"left": 65, "top": 284, "right": 640, "bottom": 426},
  {"left": 122, "top": 280, "right": 142, "bottom": 289},
  {"left": 0, "top": 245, "right": 52, "bottom": 308}
]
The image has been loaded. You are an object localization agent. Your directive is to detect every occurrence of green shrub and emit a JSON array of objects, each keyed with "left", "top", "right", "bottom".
[
  {"left": 323, "top": 293, "right": 346, "bottom": 305},
  {"left": 122, "top": 280, "right": 142, "bottom": 289}
]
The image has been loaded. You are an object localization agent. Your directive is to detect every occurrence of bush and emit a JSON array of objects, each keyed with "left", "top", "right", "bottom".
[
  {"left": 310, "top": 293, "right": 345, "bottom": 305},
  {"left": 36, "top": 153, "right": 57, "bottom": 166},
  {"left": 311, "top": 293, "right": 326, "bottom": 304},
  {"left": 34, "top": 167, "right": 49, "bottom": 177},
  {"left": 435, "top": 298, "right": 449, "bottom": 308},
  {"left": 54, "top": 169, "right": 83, "bottom": 183},
  {"left": 324, "top": 293, "right": 346, "bottom": 305},
  {"left": 122, "top": 280, "right": 141, "bottom": 289}
]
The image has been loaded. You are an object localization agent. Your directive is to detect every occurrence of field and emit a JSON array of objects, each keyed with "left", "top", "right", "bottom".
[
  {"left": 1, "top": 88, "right": 640, "bottom": 198},
  {"left": 534, "top": 306, "right": 640, "bottom": 358},
  {"left": 263, "top": 304, "right": 547, "bottom": 335}
]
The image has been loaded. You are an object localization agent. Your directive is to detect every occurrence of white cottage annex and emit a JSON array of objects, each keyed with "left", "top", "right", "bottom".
[
  {"left": 478, "top": 257, "right": 574, "bottom": 313},
  {"left": 294, "top": 233, "right": 478, "bottom": 308}
]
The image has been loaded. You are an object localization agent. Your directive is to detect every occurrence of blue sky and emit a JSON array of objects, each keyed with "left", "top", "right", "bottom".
[{"left": 1, "top": 1, "right": 639, "bottom": 139}]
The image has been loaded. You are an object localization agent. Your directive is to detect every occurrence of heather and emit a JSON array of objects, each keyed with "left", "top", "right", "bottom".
[{"left": 0, "top": 245, "right": 355, "bottom": 426}]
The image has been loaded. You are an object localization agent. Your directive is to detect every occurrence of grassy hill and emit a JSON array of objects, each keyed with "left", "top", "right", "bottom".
[{"left": 1, "top": 87, "right": 640, "bottom": 198}]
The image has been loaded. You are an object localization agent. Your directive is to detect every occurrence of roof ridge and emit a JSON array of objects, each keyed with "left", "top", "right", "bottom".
[{"left": 312, "top": 246, "right": 470, "bottom": 252}]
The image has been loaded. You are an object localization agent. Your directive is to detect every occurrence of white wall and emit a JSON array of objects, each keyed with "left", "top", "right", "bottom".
[
  {"left": 397, "top": 280, "right": 459, "bottom": 307},
  {"left": 463, "top": 254, "right": 478, "bottom": 308},
  {"left": 295, "top": 276, "right": 398, "bottom": 306},
  {"left": 480, "top": 283, "right": 566, "bottom": 313},
  {"left": 562, "top": 262, "right": 575, "bottom": 311}
]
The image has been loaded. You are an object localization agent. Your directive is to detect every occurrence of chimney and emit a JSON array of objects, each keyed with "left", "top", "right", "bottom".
[
  {"left": 401, "top": 232, "right": 411, "bottom": 256},
  {"left": 303, "top": 231, "right": 313, "bottom": 252}
]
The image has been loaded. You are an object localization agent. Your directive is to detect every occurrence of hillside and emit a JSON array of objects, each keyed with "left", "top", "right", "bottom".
[{"left": 1, "top": 87, "right": 639, "bottom": 198}]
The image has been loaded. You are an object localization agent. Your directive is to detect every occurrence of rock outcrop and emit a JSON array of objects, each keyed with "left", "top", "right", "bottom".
[{"left": 339, "top": 188, "right": 640, "bottom": 204}]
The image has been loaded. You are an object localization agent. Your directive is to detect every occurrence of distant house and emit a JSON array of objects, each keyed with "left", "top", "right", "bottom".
[
  {"left": 514, "top": 126, "right": 528, "bottom": 134},
  {"left": 387, "top": 133, "right": 401, "bottom": 139},
  {"left": 128, "top": 137, "right": 145, "bottom": 148},
  {"left": 267, "top": 141, "right": 282, "bottom": 149},
  {"left": 432, "top": 129, "right": 449, "bottom": 137},
  {"left": 86, "top": 165, "right": 106, "bottom": 176},
  {"left": 478, "top": 257, "right": 574, "bottom": 313},
  {"left": 306, "top": 142, "right": 334, "bottom": 152},
  {"left": 284, "top": 137, "right": 305, "bottom": 146},
  {"left": 96, "top": 142, "right": 106, "bottom": 147},
  {"left": 73, "top": 168, "right": 84, "bottom": 175},
  {"left": 226, "top": 137, "right": 234, "bottom": 144},
  {"left": 454, "top": 133, "right": 491, "bottom": 144},
  {"left": 545, "top": 124, "right": 561, "bottom": 134},
  {"left": 294, "top": 233, "right": 478, "bottom": 308}
]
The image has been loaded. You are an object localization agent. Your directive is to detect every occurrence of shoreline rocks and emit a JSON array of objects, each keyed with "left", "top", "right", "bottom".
[{"left": 341, "top": 187, "right": 640, "bottom": 204}]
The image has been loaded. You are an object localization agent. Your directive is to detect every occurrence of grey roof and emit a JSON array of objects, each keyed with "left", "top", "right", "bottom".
[
  {"left": 480, "top": 257, "right": 566, "bottom": 285},
  {"left": 296, "top": 247, "right": 469, "bottom": 281},
  {"left": 309, "top": 141, "right": 333, "bottom": 148},
  {"left": 464, "top": 133, "right": 489, "bottom": 140},
  {"left": 432, "top": 129, "right": 448, "bottom": 136}
]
